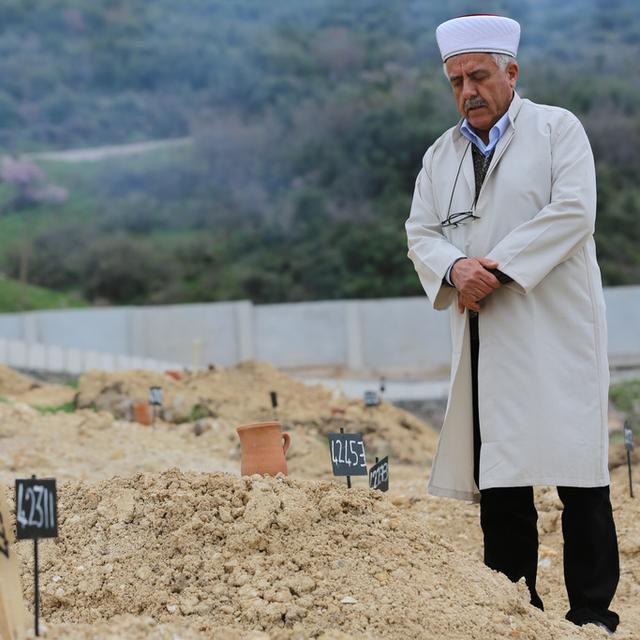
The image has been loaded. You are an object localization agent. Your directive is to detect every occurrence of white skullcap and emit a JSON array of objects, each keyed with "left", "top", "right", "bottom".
[{"left": 436, "top": 15, "right": 520, "bottom": 62}]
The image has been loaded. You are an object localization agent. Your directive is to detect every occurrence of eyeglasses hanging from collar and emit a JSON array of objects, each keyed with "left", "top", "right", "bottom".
[
  {"left": 441, "top": 209, "right": 479, "bottom": 228},
  {"left": 442, "top": 141, "right": 490, "bottom": 228}
]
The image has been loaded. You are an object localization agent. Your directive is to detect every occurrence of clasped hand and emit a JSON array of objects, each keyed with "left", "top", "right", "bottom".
[{"left": 451, "top": 257, "right": 502, "bottom": 314}]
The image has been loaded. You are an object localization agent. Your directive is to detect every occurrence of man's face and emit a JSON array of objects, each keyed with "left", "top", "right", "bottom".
[{"left": 445, "top": 52, "right": 518, "bottom": 132}]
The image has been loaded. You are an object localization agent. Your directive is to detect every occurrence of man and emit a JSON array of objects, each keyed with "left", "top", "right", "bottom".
[{"left": 405, "top": 14, "right": 619, "bottom": 634}]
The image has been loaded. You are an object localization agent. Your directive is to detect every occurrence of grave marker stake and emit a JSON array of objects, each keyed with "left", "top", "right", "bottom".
[
  {"left": 31, "top": 474, "right": 40, "bottom": 637},
  {"left": 270, "top": 391, "right": 278, "bottom": 420},
  {"left": 340, "top": 428, "right": 351, "bottom": 488},
  {"left": 33, "top": 531, "right": 38, "bottom": 636},
  {"left": 624, "top": 421, "right": 634, "bottom": 498}
]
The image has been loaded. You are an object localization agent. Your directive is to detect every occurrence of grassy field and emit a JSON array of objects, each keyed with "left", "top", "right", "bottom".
[
  {"left": 0, "top": 142, "right": 198, "bottom": 254},
  {"left": 0, "top": 276, "right": 85, "bottom": 312}
]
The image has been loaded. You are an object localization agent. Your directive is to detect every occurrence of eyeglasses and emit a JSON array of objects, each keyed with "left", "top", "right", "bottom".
[
  {"left": 442, "top": 140, "right": 487, "bottom": 229},
  {"left": 441, "top": 209, "right": 480, "bottom": 228}
]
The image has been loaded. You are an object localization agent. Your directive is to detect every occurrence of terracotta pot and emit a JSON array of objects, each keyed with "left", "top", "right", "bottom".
[
  {"left": 132, "top": 401, "right": 153, "bottom": 426},
  {"left": 236, "top": 421, "right": 291, "bottom": 476}
]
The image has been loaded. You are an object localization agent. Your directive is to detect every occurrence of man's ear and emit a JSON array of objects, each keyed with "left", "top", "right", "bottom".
[{"left": 507, "top": 62, "right": 519, "bottom": 88}]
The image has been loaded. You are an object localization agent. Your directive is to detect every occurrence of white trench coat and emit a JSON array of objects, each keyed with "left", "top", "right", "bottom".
[{"left": 406, "top": 92, "right": 610, "bottom": 501}]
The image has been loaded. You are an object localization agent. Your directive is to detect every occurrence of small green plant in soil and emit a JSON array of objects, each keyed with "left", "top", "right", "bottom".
[
  {"left": 610, "top": 379, "right": 640, "bottom": 414},
  {"left": 610, "top": 378, "right": 640, "bottom": 442},
  {"left": 34, "top": 400, "right": 77, "bottom": 415},
  {"left": 189, "top": 403, "right": 210, "bottom": 422}
]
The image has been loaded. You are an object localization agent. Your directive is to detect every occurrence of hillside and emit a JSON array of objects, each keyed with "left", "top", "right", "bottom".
[
  {"left": 0, "top": 276, "right": 85, "bottom": 312},
  {"left": 0, "top": 0, "right": 639, "bottom": 305}
]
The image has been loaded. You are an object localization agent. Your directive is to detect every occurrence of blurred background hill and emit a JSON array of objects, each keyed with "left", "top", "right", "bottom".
[{"left": 0, "top": 0, "right": 639, "bottom": 309}]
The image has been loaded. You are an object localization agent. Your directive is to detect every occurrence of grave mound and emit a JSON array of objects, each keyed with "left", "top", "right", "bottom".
[
  {"left": 0, "top": 364, "right": 75, "bottom": 407},
  {"left": 75, "top": 361, "right": 438, "bottom": 465},
  {"left": 23, "top": 469, "right": 603, "bottom": 639}
]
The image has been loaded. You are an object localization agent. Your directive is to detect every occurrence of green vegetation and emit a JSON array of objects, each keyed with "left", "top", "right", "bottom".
[
  {"left": 610, "top": 378, "right": 640, "bottom": 441},
  {"left": 0, "top": 1, "right": 638, "bottom": 305},
  {"left": 34, "top": 400, "right": 77, "bottom": 415},
  {"left": 0, "top": 276, "right": 85, "bottom": 312},
  {"left": 610, "top": 379, "right": 640, "bottom": 415},
  {"left": 189, "top": 403, "right": 211, "bottom": 422}
]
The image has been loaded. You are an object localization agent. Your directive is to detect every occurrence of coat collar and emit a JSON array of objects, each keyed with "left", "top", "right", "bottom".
[
  {"left": 452, "top": 91, "right": 523, "bottom": 195},
  {"left": 452, "top": 90, "right": 523, "bottom": 143}
]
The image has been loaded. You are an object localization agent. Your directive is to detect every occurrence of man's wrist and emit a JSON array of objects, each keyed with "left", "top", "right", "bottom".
[{"left": 447, "top": 257, "right": 466, "bottom": 287}]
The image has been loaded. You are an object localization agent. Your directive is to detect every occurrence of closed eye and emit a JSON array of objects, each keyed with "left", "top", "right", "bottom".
[{"left": 469, "top": 71, "right": 489, "bottom": 81}]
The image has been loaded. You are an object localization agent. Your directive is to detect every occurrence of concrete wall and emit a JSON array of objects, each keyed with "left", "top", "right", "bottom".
[
  {"left": 254, "top": 301, "right": 349, "bottom": 368},
  {"left": 35, "top": 308, "right": 132, "bottom": 353},
  {"left": 0, "top": 286, "right": 638, "bottom": 376},
  {"left": 0, "top": 337, "right": 180, "bottom": 375},
  {"left": 358, "top": 298, "right": 451, "bottom": 375},
  {"left": 603, "top": 286, "right": 640, "bottom": 367}
]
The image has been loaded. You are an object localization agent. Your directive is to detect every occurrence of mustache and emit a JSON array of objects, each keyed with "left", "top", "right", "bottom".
[{"left": 464, "top": 97, "right": 487, "bottom": 111}]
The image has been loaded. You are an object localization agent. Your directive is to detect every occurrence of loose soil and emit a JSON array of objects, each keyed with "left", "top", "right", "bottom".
[
  {"left": 0, "top": 363, "right": 636, "bottom": 639},
  {"left": 0, "top": 365, "right": 74, "bottom": 407},
  {"left": 75, "top": 362, "right": 438, "bottom": 465},
  {"left": 14, "top": 471, "right": 613, "bottom": 640}
]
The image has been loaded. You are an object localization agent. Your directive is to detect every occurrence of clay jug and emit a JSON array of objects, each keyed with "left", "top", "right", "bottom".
[
  {"left": 132, "top": 401, "right": 153, "bottom": 426},
  {"left": 236, "top": 421, "right": 291, "bottom": 476}
]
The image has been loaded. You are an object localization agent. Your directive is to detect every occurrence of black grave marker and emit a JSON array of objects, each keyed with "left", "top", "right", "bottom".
[
  {"left": 369, "top": 456, "right": 389, "bottom": 492},
  {"left": 328, "top": 432, "right": 367, "bottom": 479},
  {"left": 15, "top": 478, "right": 57, "bottom": 540},
  {"left": 15, "top": 477, "right": 58, "bottom": 637}
]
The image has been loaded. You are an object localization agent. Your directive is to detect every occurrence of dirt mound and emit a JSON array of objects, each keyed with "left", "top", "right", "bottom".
[
  {"left": 609, "top": 441, "right": 639, "bottom": 471},
  {"left": 0, "top": 405, "right": 238, "bottom": 484},
  {"left": 0, "top": 364, "right": 37, "bottom": 394},
  {"left": 75, "top": 362, "right": 438, "bottom": 465},
  {"left": 0, "top": 401, "right": 366, "bottom": 484},
  {"left": 392, "top": 464, "right": 640, "bottom": 640},
  {"left": 0, "top": 364, "right": 75, "bottom": 407},
  {"left": 17, "top": 470, "right": 603, "bottom": 640},
  {"left": 75, "top": 361, "right": 337, "bottom": 424},
  {"left": 37, "top": 615, "right": 287, "bottom": 639}
]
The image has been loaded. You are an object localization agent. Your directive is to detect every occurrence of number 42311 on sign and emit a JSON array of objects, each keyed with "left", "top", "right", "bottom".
[{"left": 15, "top": 478, "right": 58, "bottom": 540}]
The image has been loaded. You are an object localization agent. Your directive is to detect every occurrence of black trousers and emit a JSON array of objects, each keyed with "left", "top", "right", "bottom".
[{"left": 470, "top": 314, "right": 620, "bottom": 631}]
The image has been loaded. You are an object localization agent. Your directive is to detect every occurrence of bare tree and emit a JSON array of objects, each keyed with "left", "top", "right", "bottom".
[{"left": 0, "top": 156, "right": 68, "bottom": 309}]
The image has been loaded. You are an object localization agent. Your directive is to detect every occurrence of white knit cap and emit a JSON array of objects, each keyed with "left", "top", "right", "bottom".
[{"left": 436, "top": 15, "right": 520, "bottom": 62}]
